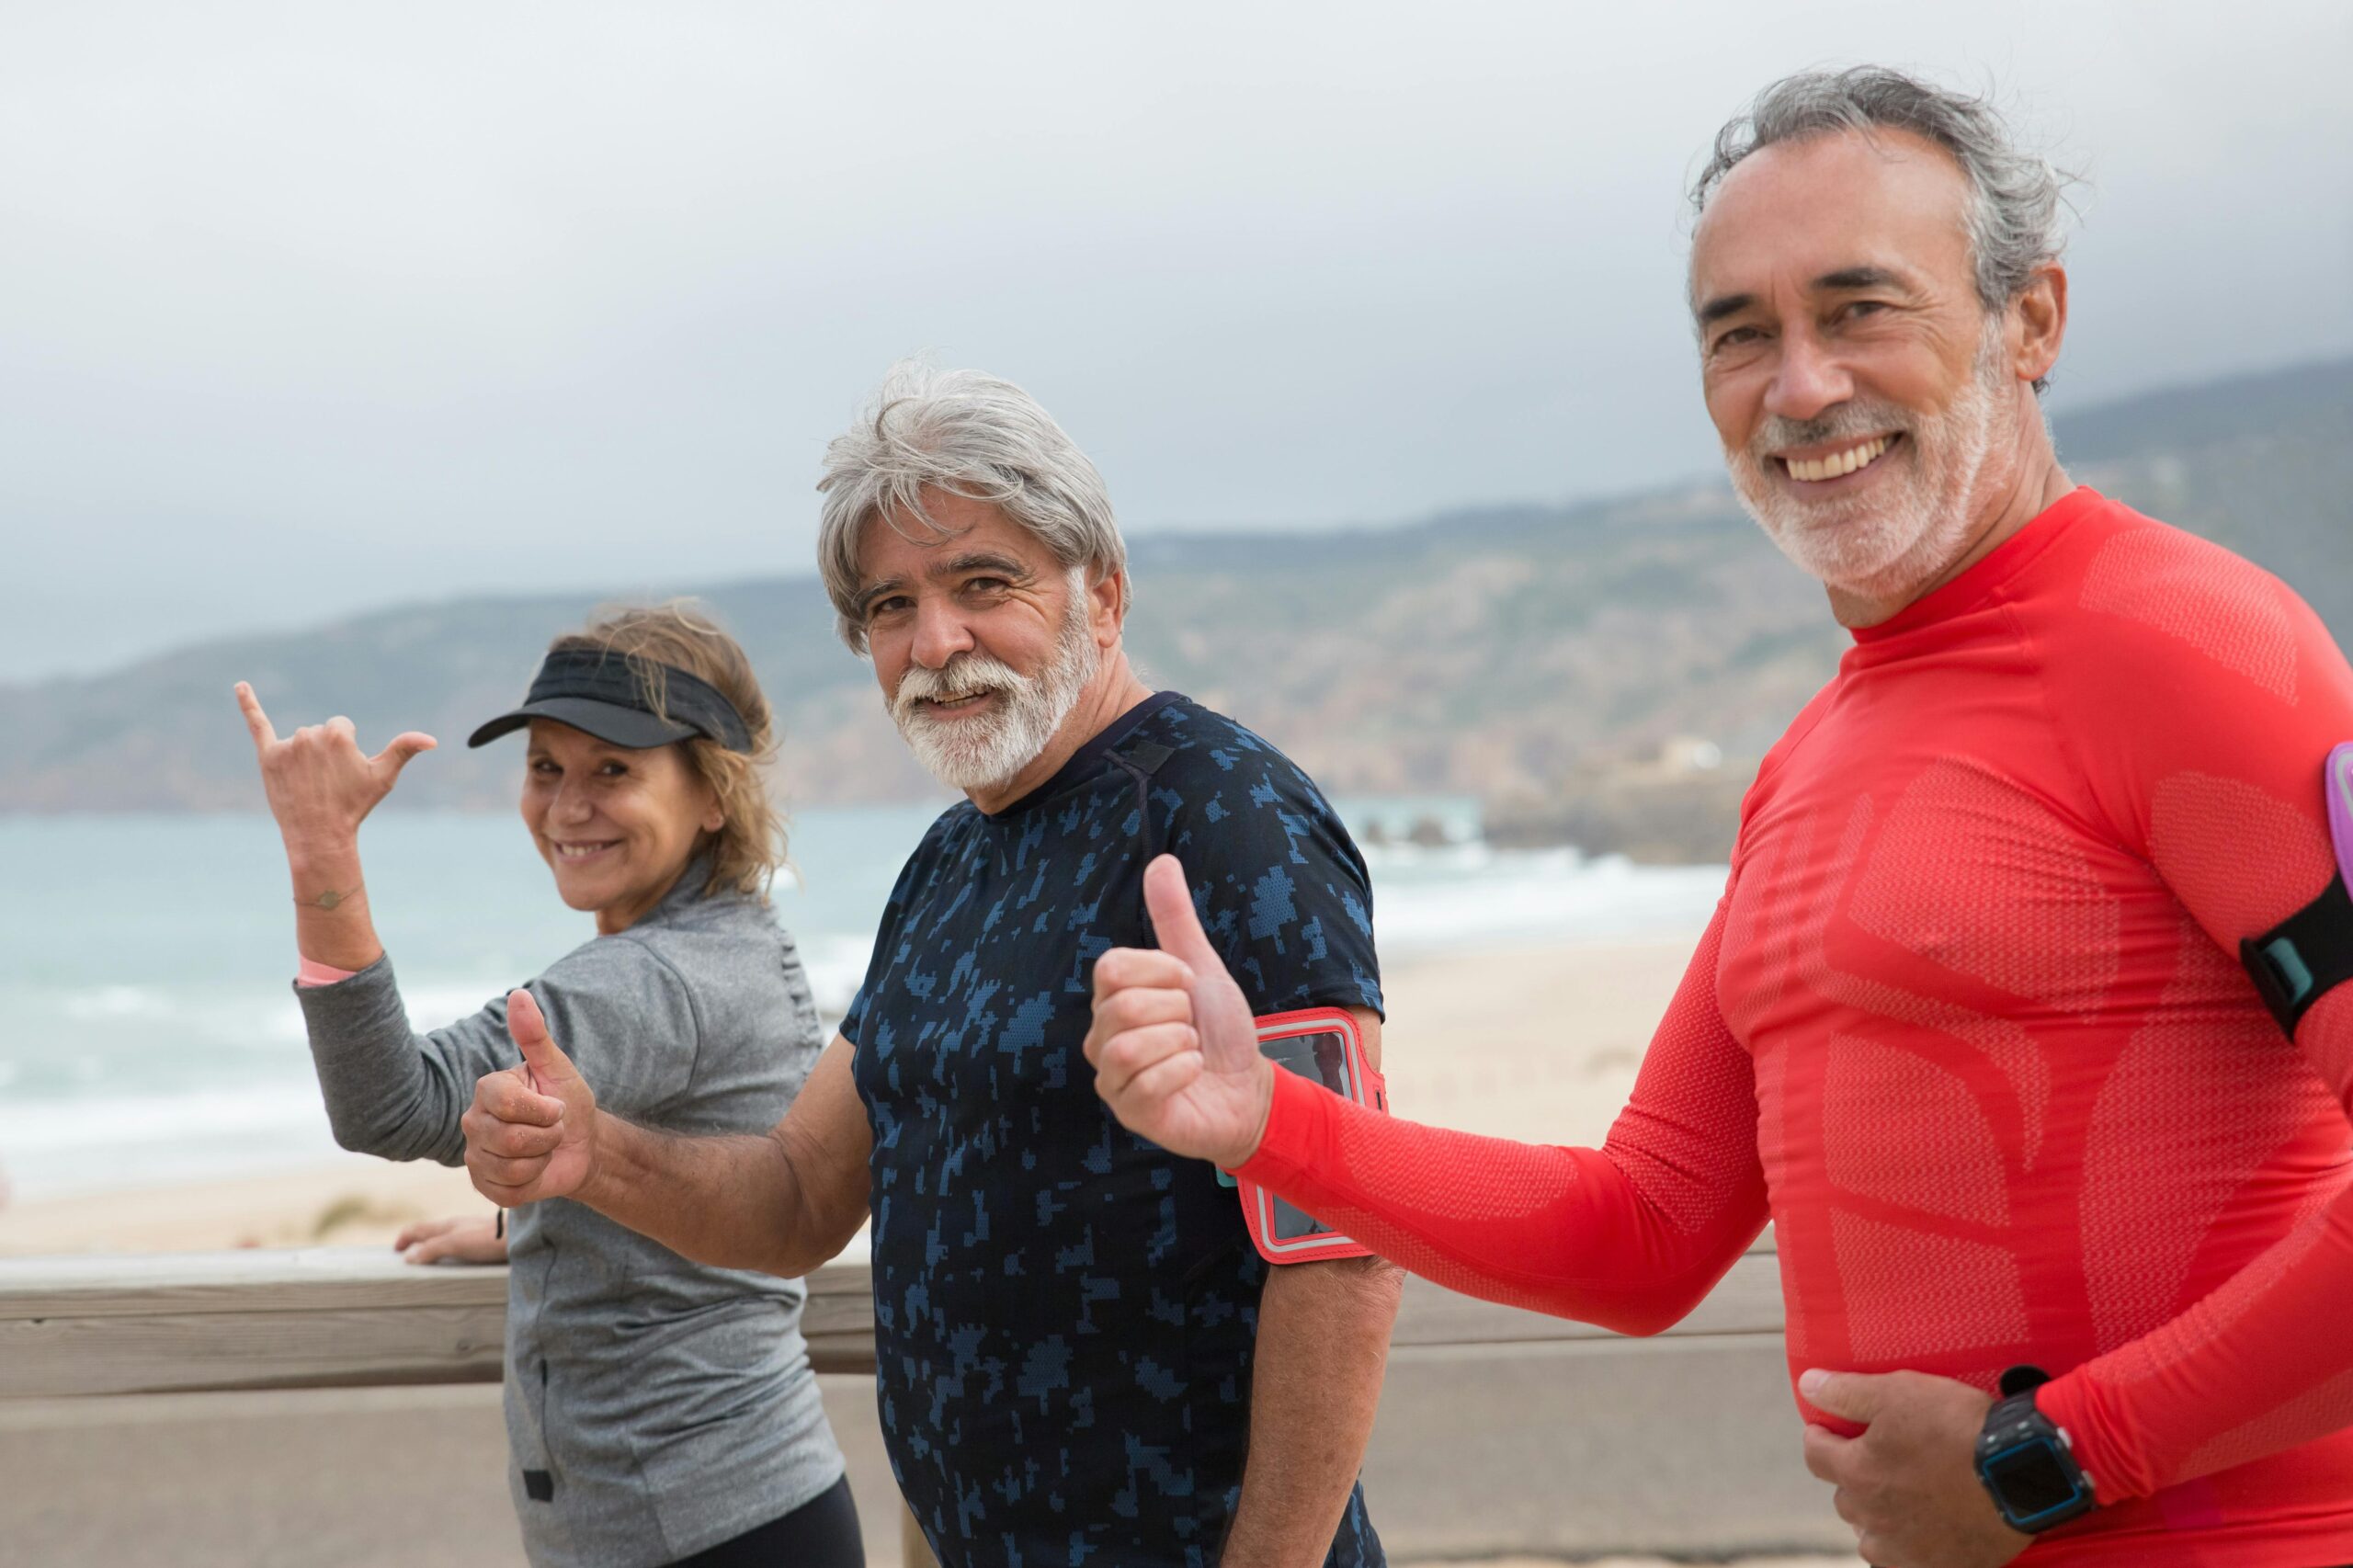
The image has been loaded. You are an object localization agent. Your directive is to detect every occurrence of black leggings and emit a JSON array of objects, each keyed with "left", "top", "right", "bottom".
[{"left": 666, "top": 1475, "right": 865, "bottom": 1568}]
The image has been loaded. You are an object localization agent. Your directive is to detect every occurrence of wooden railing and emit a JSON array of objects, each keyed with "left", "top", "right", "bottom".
[
  {"left": 0, "top": 1250, "right": 931, "bottom": 1564},
  {"left": 0, "top": 1238, "right": 1842, "bottom": 1564},
  {"left": 0, "top": 1249, "right": 875, "bottom": 1397}
]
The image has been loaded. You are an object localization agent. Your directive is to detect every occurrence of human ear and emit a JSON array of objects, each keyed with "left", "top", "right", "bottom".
[
  {"left": 1093, "top": 568, "right": 1127, "bottom": 642},
  {"left": 2013, "top": 264, "right": 2067, "bottom": 386}
]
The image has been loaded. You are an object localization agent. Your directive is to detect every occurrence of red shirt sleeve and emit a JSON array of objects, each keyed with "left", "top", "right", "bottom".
[
  {"left": 2031, "top": 532, "right": 2353, "bottom": 1503},
  {"left": 1236, "top": 902, "right": 1769, "bottom": 1336}
]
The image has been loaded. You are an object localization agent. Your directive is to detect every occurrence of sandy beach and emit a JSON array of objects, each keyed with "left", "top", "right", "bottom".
[{"left": 0, "top": 935, "right": 1704, "bottom": 1256}]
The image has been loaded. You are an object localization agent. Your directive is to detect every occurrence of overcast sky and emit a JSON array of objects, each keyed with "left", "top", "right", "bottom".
[{"left": 4, "top": 1, "right": 2348, "bottom": 682}]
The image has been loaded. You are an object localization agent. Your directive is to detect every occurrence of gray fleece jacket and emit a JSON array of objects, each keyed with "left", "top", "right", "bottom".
[{"left": 294, "top": 869, "right": 843, "bottom": 1568}]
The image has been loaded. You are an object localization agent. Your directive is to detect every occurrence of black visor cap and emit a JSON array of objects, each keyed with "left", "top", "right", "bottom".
[{"left": 467, "top": 649, "right": 754, "bottom": 754}]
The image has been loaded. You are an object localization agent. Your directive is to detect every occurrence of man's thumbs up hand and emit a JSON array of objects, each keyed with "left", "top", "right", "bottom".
[
  {"left": 461, "top": 989, "right": 602, "bottom": 1207},
  {"left": 508, "top": 990, "right": 582, "bottom": 1098},
  {"left": 1085, "top": 855, "right": 1273, "bottom": 1169}
]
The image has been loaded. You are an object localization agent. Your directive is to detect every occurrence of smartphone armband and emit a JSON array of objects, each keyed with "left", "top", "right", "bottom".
[
  {"left": 2241, "top": 743, "right": 2353, "bottom": 1037},
  {"left": 1229, "top": 1006, "right": 1387, "bottom": 1265}
]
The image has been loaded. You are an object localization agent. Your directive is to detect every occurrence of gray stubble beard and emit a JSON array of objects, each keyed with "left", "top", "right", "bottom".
[{"left": 1725, "top": 318, "right": 2017, "bottom": 608}]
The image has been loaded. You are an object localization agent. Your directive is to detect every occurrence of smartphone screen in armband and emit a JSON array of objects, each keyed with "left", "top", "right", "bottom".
[{"left": 1233, "top": 1007, "right": 1387, "bottom": 1265}]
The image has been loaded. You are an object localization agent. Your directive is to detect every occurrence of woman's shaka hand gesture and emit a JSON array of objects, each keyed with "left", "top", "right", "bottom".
[{"left": 235, "top": 681, "right": 436, "bottom": 852}]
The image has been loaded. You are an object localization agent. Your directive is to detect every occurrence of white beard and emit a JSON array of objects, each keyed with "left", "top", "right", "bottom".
[
  {"left": 890, "top": 574, "right": 1102, "bottom": 793},
  {"left": 1726, "top": 321, "right": 2015, "bottom": 604}
]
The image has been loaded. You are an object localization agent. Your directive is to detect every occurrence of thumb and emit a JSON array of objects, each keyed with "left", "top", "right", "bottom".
[
  {"left": 1140, "top": 853, "right": 1260, "bottom": 1074},
  {"left": 507, "top": 989, "right": 580, "bottom": 1095},
  {"left": 372, "top": 732, "right": 438, "bottom": 784},
  {"left": 1142, "top": 855, "right": 1221, "bottom": 972},
  {"left": 1798, "top": 1368, "right": 1884, "bottom": 1424}
]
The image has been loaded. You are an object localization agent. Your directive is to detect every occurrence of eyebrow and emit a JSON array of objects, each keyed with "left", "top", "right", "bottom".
[
  {"left": 1694, "top": 265, "right": 1915, "bottom": 327},
  {"left": 855, "top": 551, "right": 1036, "bottom": 616},
  {"left": 1814, "top": 265, "right": 1906, "bottom": 293},
  {"left": 1695, "top": 291, "right": 1754, "bottom": 327},
  {"left": 938, "top": 550, "right": 1032, "bottom": 581}
]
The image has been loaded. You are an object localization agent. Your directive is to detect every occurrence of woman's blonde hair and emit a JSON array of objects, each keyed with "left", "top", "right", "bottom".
[{"left": 547, "top": 600, "right": 785, "bottom": 901}]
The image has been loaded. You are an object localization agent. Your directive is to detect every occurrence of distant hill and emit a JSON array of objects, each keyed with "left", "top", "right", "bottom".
[{"left": 3, "top": 356, "right": 2347, "bottom": 817}]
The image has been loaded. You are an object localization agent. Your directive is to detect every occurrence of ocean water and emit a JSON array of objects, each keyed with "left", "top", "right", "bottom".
[{"left": 0, "top": 807, "right": 1723, "bottom": 1199}]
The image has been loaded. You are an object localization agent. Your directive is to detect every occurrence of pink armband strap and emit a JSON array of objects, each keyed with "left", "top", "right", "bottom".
[
  {"left": 296, "top": 957, "right": 359, "bottom": 988},
  {"left": 1231, "top": 1007, "right": 1387, "bottom": 1265}
]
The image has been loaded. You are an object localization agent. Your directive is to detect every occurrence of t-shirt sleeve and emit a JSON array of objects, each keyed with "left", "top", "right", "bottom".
[
  {"left": 1161, "top": 737, "right": 1384, "bottom": 1018},
  {"left": 2032, "top": 529, "right": 2353, "bottom": 1501}
]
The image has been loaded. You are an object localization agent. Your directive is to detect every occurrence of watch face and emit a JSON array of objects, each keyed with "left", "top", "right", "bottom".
[{"left": 1985, "top": 1437, "right": 2082, "bottom": 1521}]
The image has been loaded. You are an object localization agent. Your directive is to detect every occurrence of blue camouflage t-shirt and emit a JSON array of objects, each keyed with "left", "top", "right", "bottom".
[{"left": 843, "top": 691, "right": 1385, "bottom": 1568}]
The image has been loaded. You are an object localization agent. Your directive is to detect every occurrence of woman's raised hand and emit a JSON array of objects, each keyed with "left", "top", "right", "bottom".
[{"left": 234, "top": 682, "right": 436, "bottom": 853}]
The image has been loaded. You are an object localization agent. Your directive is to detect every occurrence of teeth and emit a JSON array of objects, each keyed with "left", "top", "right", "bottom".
[{"left": 1787, "top": 435, "right": 1890, "bottom": 483}]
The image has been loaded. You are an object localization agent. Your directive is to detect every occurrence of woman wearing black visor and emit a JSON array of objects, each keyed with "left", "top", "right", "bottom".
[{"left": 235, "top": 602, "right": 860, "bottom": 1568}]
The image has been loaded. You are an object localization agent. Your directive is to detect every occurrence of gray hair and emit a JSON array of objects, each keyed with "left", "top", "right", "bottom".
[
  {"left": 814, "top": 362, "right": 1128, "bottom": 653},
  {"left": 1692, "top": 67, "right": 2074, "bottom": 373}
]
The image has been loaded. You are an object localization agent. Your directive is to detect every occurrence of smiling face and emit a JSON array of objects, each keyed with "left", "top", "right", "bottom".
[
  {"left": 520, "top": 720, "right": 723, "bottom": 934},
  {"left": 1691, "top": 127, "right": 2046, "bottom": 609},
  {"left": 855, "top": 490, "right": 1119, "bottom": 800}
]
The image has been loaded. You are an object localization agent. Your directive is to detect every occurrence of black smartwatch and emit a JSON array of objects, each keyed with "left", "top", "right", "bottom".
[{"left": 1975, "top": 1365, "right": 2096, "bottom": 1533}]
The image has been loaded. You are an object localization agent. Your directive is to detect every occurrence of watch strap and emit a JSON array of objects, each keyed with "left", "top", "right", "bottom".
[{"left": 1977, "top": 1366, "right": 2097, "bottom": 1534}]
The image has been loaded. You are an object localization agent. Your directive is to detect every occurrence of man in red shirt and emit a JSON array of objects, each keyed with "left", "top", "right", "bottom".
[{"left": 1086, "top": 67, "right": 2353, "bottom": 1568}]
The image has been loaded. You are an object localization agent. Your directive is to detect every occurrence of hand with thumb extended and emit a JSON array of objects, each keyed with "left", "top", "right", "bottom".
[
  {"left": 1084, "top": 855, "right": 1273, "bottom": 1168},
  {"left": 460, "top": 989, "right": 601, "bottom": 1206}
]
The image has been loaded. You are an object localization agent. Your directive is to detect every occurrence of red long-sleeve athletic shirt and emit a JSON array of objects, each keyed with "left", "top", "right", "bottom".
[{"left": 1239, "top": 488, "right": 2353, "bottom": 1562}]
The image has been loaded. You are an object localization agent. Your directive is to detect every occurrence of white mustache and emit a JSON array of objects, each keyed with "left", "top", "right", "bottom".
[{"left": 892, "top": 655, "right": 1029, "bottom": 721}]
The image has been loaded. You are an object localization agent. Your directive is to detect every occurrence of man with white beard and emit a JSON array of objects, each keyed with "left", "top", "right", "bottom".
[
  {"left": 460, "top": 363, "right": 1402, "bottom": 1568},
  {"left": 1086, "top": 67, "right": 2353, "bottom": 1568}
]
